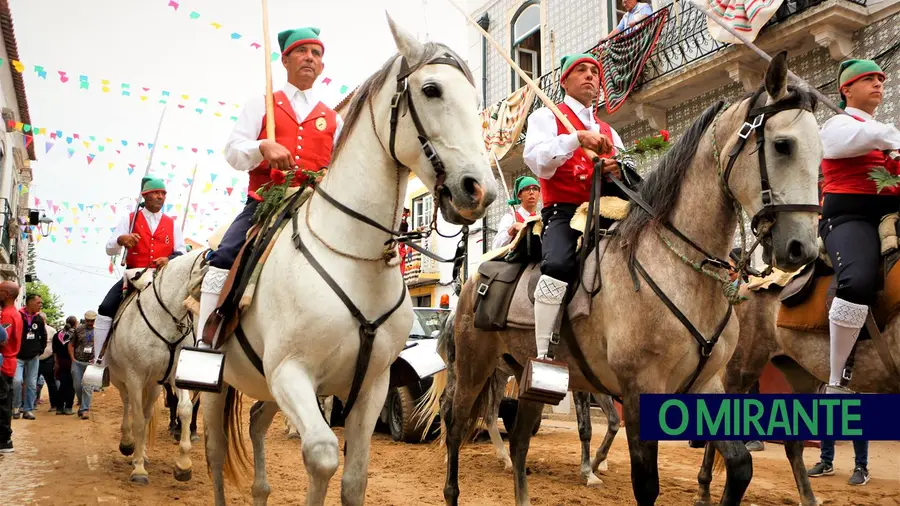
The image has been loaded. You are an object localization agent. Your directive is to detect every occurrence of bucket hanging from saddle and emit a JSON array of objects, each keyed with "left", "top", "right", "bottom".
[{"left": 519, "top": 356, "right": 570, "bottom": 405}]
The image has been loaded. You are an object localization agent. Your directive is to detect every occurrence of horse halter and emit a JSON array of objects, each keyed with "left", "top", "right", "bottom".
[{"left": 719, "top": 87, "right": 822, "bottom": 266}]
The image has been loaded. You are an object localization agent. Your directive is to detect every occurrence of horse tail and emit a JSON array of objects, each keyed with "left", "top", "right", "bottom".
[
  {"left": 712, "top": 447, "right": 726, "bottom": 476},
  {"left": 146, "top": 392, "right": 160, "bottom": 449},
  {"left": 413, "top": 309, "right": 455, "bottom": 441},
  {"left": 222, "top": 386, "right": 252, "bottom": 487}
]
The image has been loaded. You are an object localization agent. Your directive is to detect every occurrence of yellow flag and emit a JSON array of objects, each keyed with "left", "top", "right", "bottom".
[
  {"left": 202, "top": 183, "right": 212, "bottom": 193},
  {"left": 108, "top": 162, "right": 114, "bottom": 170},
  {"left": 11, "top": 60, "right": 23, "bottom": 72}
]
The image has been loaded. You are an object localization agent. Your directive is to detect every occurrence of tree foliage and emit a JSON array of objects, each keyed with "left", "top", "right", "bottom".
[{"left": 25, "top": 280, "right": 65, "bottom": 328}]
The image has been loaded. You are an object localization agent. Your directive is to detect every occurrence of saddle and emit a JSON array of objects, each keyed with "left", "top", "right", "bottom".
[
  {"left": 747, "top": 212, "right": 900, "bottom": 336},
  {"left": 472, "top": 197, "right": 628, "bottom": 331},
  {"left": 190, "top": 187, "right": 313, "bottom": 348}
]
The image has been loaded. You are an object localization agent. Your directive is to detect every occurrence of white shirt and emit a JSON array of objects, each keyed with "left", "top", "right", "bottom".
[
  {"left": 820, "top": 106, "right": 900, "bottom": 159},
  {"left": 106, "top": 208, "right": 186, "bottom": 257},
  {"left": 523, "top": 95, "right": 625, "bottom": 180},
  {"left": 492, "top": 206, "right": 538, "bottom": 250},
  {"left": 225, "top": 82, "right": 345, "bottom": 172}
]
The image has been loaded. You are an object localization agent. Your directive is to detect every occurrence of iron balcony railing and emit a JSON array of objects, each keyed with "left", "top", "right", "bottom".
[
  {"left": 527, "top": 0, "right": 867, "bottom": 118},
  {"left": 0, "top": 198, "right": 15, "bottom": 263}
]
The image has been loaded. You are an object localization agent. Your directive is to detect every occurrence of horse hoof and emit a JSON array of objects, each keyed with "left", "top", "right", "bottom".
[
  {"left": 594, "top": 459, "right": 609, "bottom": 474},
  {"left": 119, "top": 443, "right": 135, "bottom": 456},
  {"left": 173, "top": 466, "right": 192, "bottom": 482},
  {"left": 585, "top": 474, "right": 603, "bottom": 488},
  {"left": 190, "top": 432, "right": 200, "bottom": 443},
  {"left": 129, "top": 474, "right": 150, "bottom": 485},
  {"left": 287, "top": 432, "right": 301, "bottom": 440}
]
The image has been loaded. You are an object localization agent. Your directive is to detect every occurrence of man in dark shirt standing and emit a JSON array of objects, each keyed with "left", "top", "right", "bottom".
[
  {"left": 69, "top": 311, "right": 96, "bottom": 419},
  {"left": 13, "top": 294, "right": 46, "bottom": 420}
]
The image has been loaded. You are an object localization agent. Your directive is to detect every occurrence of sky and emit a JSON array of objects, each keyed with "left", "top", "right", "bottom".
[{"left": 13, "top": 0, "right": 478, "bottom": 318}]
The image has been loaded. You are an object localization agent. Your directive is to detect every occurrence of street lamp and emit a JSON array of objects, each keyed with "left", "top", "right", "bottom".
[{"left": 38, "top": 214, "right": 52, "bottom": 238}]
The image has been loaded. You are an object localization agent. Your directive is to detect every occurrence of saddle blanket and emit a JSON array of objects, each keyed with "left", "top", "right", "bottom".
[{"left": 504, "top": 263, "right": 594, "bottom": 329}]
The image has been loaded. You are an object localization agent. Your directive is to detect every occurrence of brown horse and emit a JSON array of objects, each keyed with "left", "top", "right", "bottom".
[
  {"left": 695, "top": 277, "right": 900, "bottom": 506},
  {"left": 425, "top": 53, "right": 825, "bottom": 506}
]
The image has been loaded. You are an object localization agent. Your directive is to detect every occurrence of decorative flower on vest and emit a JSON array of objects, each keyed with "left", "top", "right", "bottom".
[{"left": 252, "top": 168, "right": 327, "bottom": 225}]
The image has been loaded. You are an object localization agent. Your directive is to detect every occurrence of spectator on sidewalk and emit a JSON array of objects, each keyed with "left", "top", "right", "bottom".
[
  {"left": 35, "top": 316, "right": 58, "bottom": 412},
  {"left": 53, "top": 316, "right": 77, "bottom": 416},
  {"left": 0, "top": 281, "right": 23, "bottom": 453},
  {"left": 13, "top": 294, "right": 46, "bottom": 420},
  {"left": 69, "top": 310, "right": 97, "bottom": 419},
  {"left": 808, "top": 440, "right": 870, "bottom": 486}
]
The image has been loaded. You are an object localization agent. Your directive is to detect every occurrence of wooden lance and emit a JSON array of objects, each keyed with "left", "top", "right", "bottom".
[
  {"left": 445, "top": 0, "right": 604, "bottom": 162},
  {"left": 687, "top": 0, "right": 848, "bottom": 116},
  {"left": 120, "top": 105, "right": 167, "bottom": 267},
  {"left": 261, "top": 0, "right": 276, "bottom": 141},
  {"left": 490, "top": 152, "right": 516, "bottom": 214},
  {"left": 180, "top": 163, "right": 199, "bottom": 233}
]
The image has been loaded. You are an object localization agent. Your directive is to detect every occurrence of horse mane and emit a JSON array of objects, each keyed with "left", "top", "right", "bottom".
[
  {"left": 616, "top": 100, "right": 726, "bottom": 257},
  {"left": 331, "top": 42, "right": 474, "bottom": 163}
]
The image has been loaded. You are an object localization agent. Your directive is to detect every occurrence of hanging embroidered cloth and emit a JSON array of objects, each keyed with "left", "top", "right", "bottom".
[{"left": 704, "top": 0, "right": 785, "bottom": 44}]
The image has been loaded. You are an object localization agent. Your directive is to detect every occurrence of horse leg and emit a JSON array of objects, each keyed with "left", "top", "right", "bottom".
[
  {"left": 141, "top": 384, "right": 162, "bottom": 466},
  {"left": 509, "top": 398, "right": 544, "bottom": 506},
  {"left": 201, "top": 389, "right": 229, "bottom": 506},
  {"left": 486, "top": 372, "right": 512, "bottom": 471},
  {"left": 574, "top": 391, "right": 601, "bottom": 487},
  {"left": 621, "top": 388, "right": 659, "bottom": 506},
  {"left": 442, "top": 359, "right": 497, "bottom": 505},
  {"left": 114, "top": 377, "right": 135, "bottom": 456},
  {"left": 591, "top": 393, "right": 620, "bottom": 475},
  {"left": 164, "top": 383, "right": 179, "bottom": 440},
  {"left": 772, "top": 356, "right": 823, "bottom": 506},
  {"left": 173, "top": 387, "right": 194, "bottom": 482},
  {"left": 248, "top": 400, "right": 279, "bottom": 506},
  {"left": 190, "top": 396, "right": 201, "bottom": 442},
  {"left": 709, "top": 440, "right": 752, "bottom": 505},
  {"left": 126, "top": 379, "right": 149, "bottom": 484},
  {"left": 269, "top": 362, "right": 339, "bottom": 506},
  {"left": 341, "top": 373, "right": 389, "bottom": 506},
  {"left": 695, "top": 442, "right": 717, "bottom": 506}
]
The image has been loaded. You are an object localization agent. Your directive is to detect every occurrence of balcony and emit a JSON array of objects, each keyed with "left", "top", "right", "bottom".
[
  {"left": 0, "top": 198, "right": 19, "bottom": 277},
  {"left": 528, "top": 0, "right": 869, "bottom": 129},
  {"left": 402, "top": 231, "right": 441, "bottom": 286}
]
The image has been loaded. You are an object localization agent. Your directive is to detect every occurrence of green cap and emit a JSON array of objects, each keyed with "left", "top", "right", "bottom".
[
  {"left": 837, "top": 59, "right": 885, "bottom": 109},
  {"left": 278, "top": 27, "right": 324, "bottom": 57},
  {"left": 140, "top": 176, "right": 166, "bottom": 195},
  {"left": 508, "top": 176, "right": 539, "bottom": 205},
  {"left": 560, "top": 53, "right": 600, "bottom": 85}
]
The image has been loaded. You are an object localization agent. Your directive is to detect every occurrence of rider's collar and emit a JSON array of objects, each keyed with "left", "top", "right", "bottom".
[{"left": 843, "top": 106, "right": 872, "bottom": 121}]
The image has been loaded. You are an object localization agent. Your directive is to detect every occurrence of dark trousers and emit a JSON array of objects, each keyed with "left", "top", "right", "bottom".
[
  {"left": 99, "top": 280, "right": 125, "bottom": 318},
  {"left": 208, "top": 199, "right": 260, "bottom": 270},
  {"left": 0, "top": 374, "right": 12, "bottom": 443},
  {"left": 37, "top": 356, "right": 58, "bottom": 408},
  {"left": 820, "top": 194, "right": 900, "bottom": 307},
  {"left": 540, "top": 203, "right": 583, "bottom": 285},
  {"left": 56, "top": 359, "right": 74, "bottom": 411}
]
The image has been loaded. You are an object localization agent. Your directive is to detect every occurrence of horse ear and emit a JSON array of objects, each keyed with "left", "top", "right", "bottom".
[
  {"left": 386, "top": 12, "right": 424, "bottom": 65},
  {"left": 765, "top": 51, "right": 789, "bottom": 101}
]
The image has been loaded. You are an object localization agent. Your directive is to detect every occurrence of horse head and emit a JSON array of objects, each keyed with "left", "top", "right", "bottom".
[
  {"left": 378, "top": 14, "right": 497, "bottom": 225},
  {"left": 719, "top": 52, "right": 822, "bottom": 272}
]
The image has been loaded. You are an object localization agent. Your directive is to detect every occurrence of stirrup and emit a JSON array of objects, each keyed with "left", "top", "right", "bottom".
[
  {"left": 823, "top": 383, "right": 855, "bottom": 395},
  {"left": 83, "top": 363, "right": 110, "bottom": 389},
  {"left": 518, "top": 356, "right": 569, "bottom": 406},
  {"left": 174, "top": 345, "right": 225, "bottom": 393}
]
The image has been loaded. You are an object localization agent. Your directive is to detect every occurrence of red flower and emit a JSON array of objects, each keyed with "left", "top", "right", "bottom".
[
  {"left": 659, "top": 130, "right": 670, "bottom": 142},
  {"left": 270, "top": 169, "right": 287, "bottom": 185}
]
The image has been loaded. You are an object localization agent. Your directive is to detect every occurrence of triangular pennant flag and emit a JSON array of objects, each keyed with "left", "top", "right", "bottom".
[
  {"left": 128, "top": 167, "right": 134, "bottom": 175},
  {"left": 78, "top": 203, "right": 84, "bottom": 211},
  {"left": 168, "top": 0, "right": 179, "bottom": 10},
  {"left": 210, "top": 174, "right": 218, "bottom": 182},
  {"left": 67, "top": 148, "right": 75, "bottom": 158},
  {"left": 225, "top": 187, "right": 234, "bottom": 196},
  {"left": 87, "top": 154, "right": 95, "bottom": 164}
]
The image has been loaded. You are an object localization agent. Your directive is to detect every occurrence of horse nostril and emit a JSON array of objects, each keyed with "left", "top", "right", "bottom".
[
  {"left": 462, "top": 177, "right": 478, "bottom": 197},
  {"left": 787, "top": 240, "right": 805, "bottom": 262}
]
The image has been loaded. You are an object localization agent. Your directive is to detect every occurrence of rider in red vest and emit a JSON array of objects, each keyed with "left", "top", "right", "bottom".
[
  {"left": 491, "top": 176, "right": 541, "bottom": 250},
  {"left": 818, "top": 59, "right": 900, "bottom": 398},
  {"left": 196, "top": 27, "right": 343, "bottom": 350},
  {"left": 93, "top": 177, "right": 186, "bottom": 367},
  {"left": 522, "top": 53, "right": 640, "bottom": 397}
]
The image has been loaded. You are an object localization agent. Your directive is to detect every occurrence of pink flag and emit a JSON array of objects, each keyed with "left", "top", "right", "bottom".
[{"left": 168, "top": 0, "right": 179, "bottom": 10}]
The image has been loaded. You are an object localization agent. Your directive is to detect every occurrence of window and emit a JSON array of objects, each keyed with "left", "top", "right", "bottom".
[
  {"left": 511, "top": 2, "right": 541, "bottom": 91},
  {"left": 607, "top": 0, "right": 628, "bottom": 33},
  {"left": 412, "top": 194, "right": 433, "bottom": 230}
]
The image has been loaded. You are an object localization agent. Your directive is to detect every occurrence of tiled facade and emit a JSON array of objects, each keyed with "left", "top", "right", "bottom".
[{"left": 477, "top": 0, "right": 900, "bottom": 247}]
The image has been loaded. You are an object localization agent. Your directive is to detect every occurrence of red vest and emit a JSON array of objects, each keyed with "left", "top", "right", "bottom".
[
  {"left": 125, "top": 212, "right": 176, "bottom": 269},
  {"left": 540, "top": 103, "right": 616, "bottom": 206},
  {"left": 248, "top": 90, "right": 338, "bottom": 199},
  {"left": 821, "top": 115, "right": 900, "bottom": 196}
]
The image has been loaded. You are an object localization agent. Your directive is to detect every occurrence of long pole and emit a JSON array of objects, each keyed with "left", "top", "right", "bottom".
[
  {"left": 444, "top": 0, "right": 600, "bottom": 161},
  {"left": 261, "top": 0, "right": 276, "bottom": 141},
  {"left": 120, "top": 105, "right": 167, "bottom": 267},
  {"left": 491, "top": 152, "right": 516, "bottom": 213},
  {"left": 687, "top": 0, "right": 847, "bottom": 116},
  {"left": 181, "top": 163, "right": 199, "bottom": 233}
]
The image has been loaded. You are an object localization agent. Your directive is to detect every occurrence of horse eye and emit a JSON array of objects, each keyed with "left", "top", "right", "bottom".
[
  {"left": 774, "top": 138, "right": 793, "bottom": 155},
  {"left": 422, "top": 83, "right": 442, "bottom": 98}
]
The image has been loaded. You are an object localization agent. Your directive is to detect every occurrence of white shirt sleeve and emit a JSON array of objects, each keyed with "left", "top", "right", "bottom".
[
  {"left": 333, "top": 113, "right": 344, "bottom": 146},
  {"left": 106, "top": 214, "right": 132, "bottom": 256},
  {"left": 821, "top": 115, "right": 900, "bottom": 159},
  {"left": 172, "top": 224, "right": 186, "bottom": 255},
  {"left": 523, "top": 108, "right": 581, "bottom": 179},
  {"left": 225, "top": 94, "right": 266, "bottom": 172},
  {"left": 491, "top": 213, "right": 516, "bottom": 249},
  {"left": 609, "top": 126, "right": 625, "bottom": 155}
]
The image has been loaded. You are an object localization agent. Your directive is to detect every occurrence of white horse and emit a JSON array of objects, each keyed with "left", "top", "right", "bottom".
[
  {"left": 105, "top": 249, "right": 206, "bottom": 484},
  {"left": 197, "top": 15, "right": 496, "bottom": 506}
]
